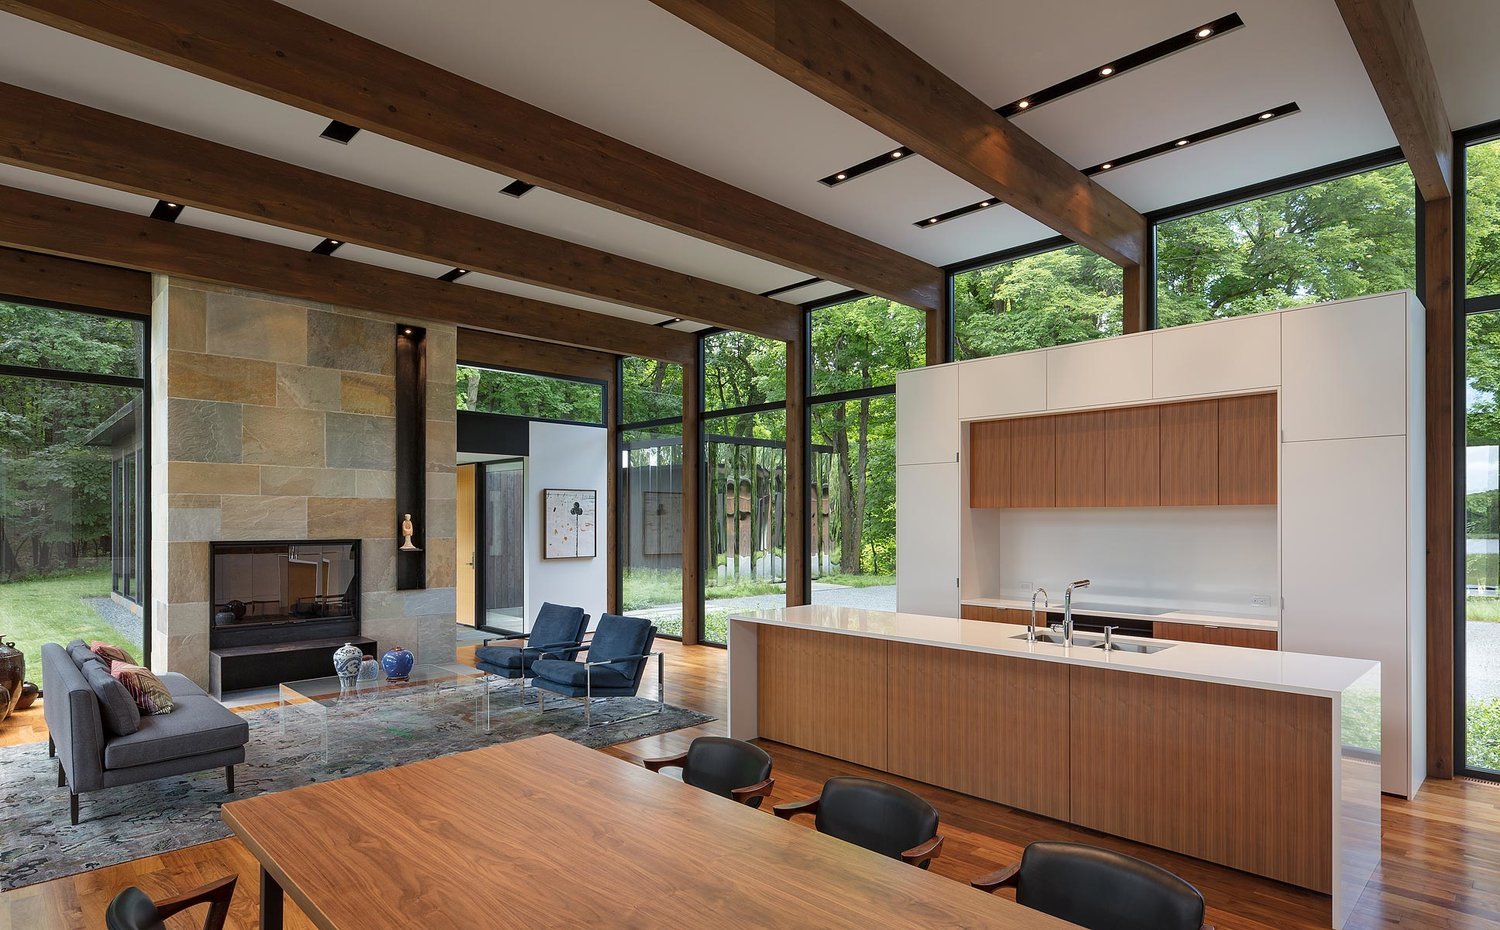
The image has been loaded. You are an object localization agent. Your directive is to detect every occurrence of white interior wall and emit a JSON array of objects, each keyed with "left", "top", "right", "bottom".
[
  {"left": 966, "top": 506, "right": 1279, "bottom": 615},
  {"left": 523, "top": 421, "right": 609, "bottom": 631}
]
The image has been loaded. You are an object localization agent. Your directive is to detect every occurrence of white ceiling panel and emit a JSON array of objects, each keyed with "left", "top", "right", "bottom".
[
  {"left": 459, "top": 272, "right": 671, "bottom": 326},
  {"left": 174, "top": 209, "right": 324, "bottom": 251},
  {"left": 333, "top": 243, "right": 452, "bottom": 279},
  {"left": 772, "top": 280, "right": 857, "bottom": 305},
  {"left": 1415, "top": 0, "right": 1500, "bottom": 133},
  {"left": 0, "top": 161, "right": 157, "bottom": 216}
]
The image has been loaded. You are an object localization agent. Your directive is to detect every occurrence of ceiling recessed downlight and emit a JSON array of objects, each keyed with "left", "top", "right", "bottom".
[
  {"left": 319, "top": 120, "right": 360, "bottom": 144},
  {"left": 1100, "top": 66, "right": 1115, "bottom": 77},
  {"left": 1197, "top": 27, "right": 1214, "bottom": 38},
  {"left": 149, "top": 200, "right": 185, "bottom": 222}
]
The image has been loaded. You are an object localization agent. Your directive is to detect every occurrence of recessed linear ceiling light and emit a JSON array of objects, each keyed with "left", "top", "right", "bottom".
[
  {"left": 500, "top": 180, "right": 535, "bottom": 198},
  {"left": 821, "top": 12, "right": 1244, "bottom": 188},
  {"left": 438, "top": 268, "right": 469, "bottom": 282},
  {"left": 311, "top": 238, "right": 344, "bottom": 255},
  {"left": 149, "top": 200, "right": 185, "bottom": 222},
  {"left": 1079, "top": 101, "right": 1300, "bottom": 175},
  {"left": 319, "top": 120, "right": 361, "bottom": 145},
  {"left": 759, "top": 276, "right": 825, "bottom": 299},
  {"left": 916, "top": 102, "right": 1300, "bottom": 230}
]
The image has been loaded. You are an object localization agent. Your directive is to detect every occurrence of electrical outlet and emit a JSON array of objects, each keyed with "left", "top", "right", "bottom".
[
  {"left": 1250, "top": 594, "right": 1273, "bottom": 608},
  {"left": 1021, "top": 581, "right": 1035, "bottom": 594}
]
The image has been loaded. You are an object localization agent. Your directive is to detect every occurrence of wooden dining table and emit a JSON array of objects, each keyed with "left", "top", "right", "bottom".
[{"left": 221, "top": 733, "right": 1072, "bottom": 928}]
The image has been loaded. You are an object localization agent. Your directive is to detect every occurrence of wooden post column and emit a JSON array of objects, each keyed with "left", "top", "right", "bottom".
[
  {"left": 1426, "top": 194, "right": 1456, "bottom": 778},
  {"left": 786, "top": 323, "right": 810, "bottom": 606},
  {"left": 681, "top": 349, "right": 703, "bottom": 645},
  {"left": 1123, "top": 264, "right": 1149, "bottom": 334}
]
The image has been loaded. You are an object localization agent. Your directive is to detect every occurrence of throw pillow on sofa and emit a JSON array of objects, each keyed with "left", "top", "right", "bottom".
[
  {"left": 90, "top": 641, "right": 135, "bottom": 666},
  {"left": 110, "top": 661, "right": 175, "bottom": 715},
  {"left": 82, "top": 661, "right": 141, "bottom": 736}
]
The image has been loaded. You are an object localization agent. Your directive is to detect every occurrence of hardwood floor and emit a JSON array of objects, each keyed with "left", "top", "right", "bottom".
[{"left": 4, "top": 639, "right": 1500, "bottom": 929}]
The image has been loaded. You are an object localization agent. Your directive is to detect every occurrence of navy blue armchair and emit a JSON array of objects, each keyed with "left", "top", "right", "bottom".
[
  {"left": 529, "top": 613, "right": 661, "bottom": 728},
  {"left": 472, "top": 602, "right": 589, "bottom": 691}
]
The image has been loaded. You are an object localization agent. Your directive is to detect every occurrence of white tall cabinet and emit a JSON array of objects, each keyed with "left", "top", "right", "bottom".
[
  {"left": 894, "top": 364, "right": 961, "bottom": 616},
  {"left": 1279, "top": 293, "right": 1426, "bottom": 797},
  {"left": 896, "top": 291, "right": 1427, "bottom": 797}
]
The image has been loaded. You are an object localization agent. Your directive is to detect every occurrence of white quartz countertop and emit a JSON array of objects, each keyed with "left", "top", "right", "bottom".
[
  {"left": 961, "top": 596, "right": 1279, "bottom": 631},
  {"left": 729, "top": 605, "right": 1374, "bottom": 698}
]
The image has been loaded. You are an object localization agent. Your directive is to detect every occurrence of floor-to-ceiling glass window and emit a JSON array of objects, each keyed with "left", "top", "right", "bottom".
[
  {"left": 0, "top": 300, "right": 147, "bottom": 676},
  {"left": 1460, "top": 136, "right": 1500, "bottom": 775},
  {"left": 951, "top": 242, "right": 1123, "bottom": 360},
  {"left": 808, "top": 296, "right": 923, "bottom": 609},
  {"left": 1155, "top": 161, "right": 1417, "bottom": 327},
  {"left": 617, "top": 357, "right": 686, "bottom": 638},
  {"left": 701, "top": 332, "right": 786, "bottom": 644}
]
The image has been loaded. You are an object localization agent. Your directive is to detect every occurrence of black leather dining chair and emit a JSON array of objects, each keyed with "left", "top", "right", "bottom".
[
  {"left": 774, "top": 775, "right": 943, "bottom": 867},
  {"left": 972, "top": 841, "right": 1212, "bottom": 930},
  {"left": 105, "top": 875, "right": 237, "bottom": 930},
  {"left": 644, "top": 736, "right": 775, "bottom": 807}
]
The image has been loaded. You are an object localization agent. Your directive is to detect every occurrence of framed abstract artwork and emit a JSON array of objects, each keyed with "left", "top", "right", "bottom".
[{"left": 543, "top": 488, "right": 597, "bottom": 559}]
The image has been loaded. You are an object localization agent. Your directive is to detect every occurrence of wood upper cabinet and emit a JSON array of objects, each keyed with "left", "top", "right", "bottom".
[
  {"left": 1054, "top": 411, "right": 1106, "bottom": 507},
  {"left": 1105, "top": 406, "right": 1159, "bottom": 507},
  {"left": 969, "top": 392, "right": 1275, "bottom": 510},
  {"left": 1159, "top": 401, "right": 1218, "bottom": 506},
  {"left": 1010, "top": 415, "right": 1056, "bottom": 507},
  {"left": 1218, "top": 393, "right": 1277, "bottom": 505},
  {"left": 969, "top": 419, "right": 1013, "bottom": 508}
]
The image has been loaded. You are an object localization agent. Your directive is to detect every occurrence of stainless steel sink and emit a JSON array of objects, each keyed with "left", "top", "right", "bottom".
[
  {"left": 1007, "top": 632, "right": 1175, "bottom": 654},
  {"left": 1009, "top": 632, "right": 1099, "bottom": 647},
  {"left": 1089, "top": 640, "right": 1176, "bottom": 655}
]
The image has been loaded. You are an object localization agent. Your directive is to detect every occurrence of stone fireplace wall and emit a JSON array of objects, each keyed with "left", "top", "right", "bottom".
[{"left": 149, "top": 278, "right": 457, "bottom": 687}]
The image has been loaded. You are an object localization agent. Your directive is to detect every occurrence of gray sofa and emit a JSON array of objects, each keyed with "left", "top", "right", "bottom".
[{"left": 42, "top": 642, "right": 249, "bottom": 824}]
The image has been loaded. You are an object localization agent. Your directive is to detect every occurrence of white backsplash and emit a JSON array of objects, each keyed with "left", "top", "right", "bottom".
[{"left": 964, "top": 505, "right": 1278, "bottom": 615}]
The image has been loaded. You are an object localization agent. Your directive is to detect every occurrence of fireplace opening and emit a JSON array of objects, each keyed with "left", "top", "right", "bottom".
[{"left": 209, "top": 540, "right": 361, "bottom": 649}]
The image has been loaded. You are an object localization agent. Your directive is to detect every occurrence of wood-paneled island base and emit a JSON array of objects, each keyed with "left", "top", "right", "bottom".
[{"left": 728, "top": 606, "right": 1382, "bottom": 929}]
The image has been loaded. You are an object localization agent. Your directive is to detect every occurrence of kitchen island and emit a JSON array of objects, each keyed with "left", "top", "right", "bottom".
[{"left": 727, "top": 605, "right": 1380, "bottom": 929}]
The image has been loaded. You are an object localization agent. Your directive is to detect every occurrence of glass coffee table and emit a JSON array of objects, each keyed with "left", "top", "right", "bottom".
[{"left": 279, "top": 664, "right": 491, "bottom": 763}]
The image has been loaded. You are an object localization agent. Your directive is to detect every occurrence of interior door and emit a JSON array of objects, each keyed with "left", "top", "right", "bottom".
[
  {"left": 480, "top": 459, "right": 526, "bottom": 632},
  {"left": 456, "top": 464, "right": 476, "bottom": 626}
]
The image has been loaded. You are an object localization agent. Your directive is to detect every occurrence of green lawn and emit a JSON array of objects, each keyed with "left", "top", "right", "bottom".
[{"left": 0, "top": 569, "right": 136, "bottom": 675}]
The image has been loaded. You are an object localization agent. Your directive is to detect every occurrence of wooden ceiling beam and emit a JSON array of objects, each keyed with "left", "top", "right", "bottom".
[
  {"left": 0, "top": 0, "right": 945, "bottom": 310},
  {"left": 1334, "top": 0, "right": 1453, "bottom": 200},
  {"left": 0, "top": 184, "right": 695, "bottom": 364},
  {"left": 457, "top": 329, "right": 617, "bottom": 384},
  {"left": 0, "top": 245, "right": 150, "bottom": 316},
  {"left": 648, "top": 0, "right": 1148, "bottom": 267},
  {"left": 0, "top": 82, "right": 796, "bottom": 342}
]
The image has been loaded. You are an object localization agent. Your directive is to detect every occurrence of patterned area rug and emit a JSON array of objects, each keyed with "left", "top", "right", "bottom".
[{"left": 0, "top": 685, "right": 712, "bottom": 890}]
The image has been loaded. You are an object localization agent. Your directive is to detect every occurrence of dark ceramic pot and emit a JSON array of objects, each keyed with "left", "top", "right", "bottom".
[
  {"left": 226, "top": 600, "right": 247, "bottom": 620},
  {"left": 0, "top": 637, "right": 23, "bottom": 720},
  {"left": 13, "top": 681, "right": 38, "bottom": 712},
  {"left": 213, "top": 610, "right": 237, "bottom": 627},
  {"left": 381, "top": 646, "right": 414, "bottom": 681}
]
